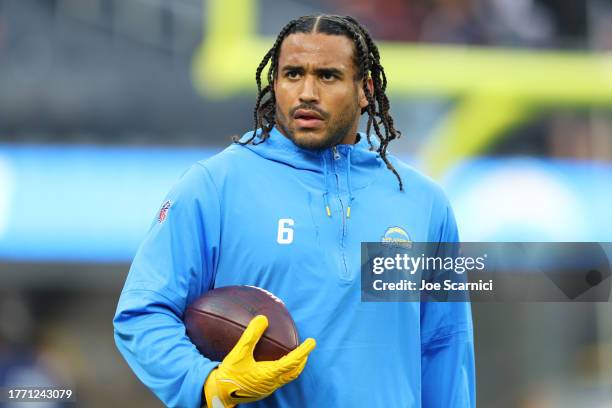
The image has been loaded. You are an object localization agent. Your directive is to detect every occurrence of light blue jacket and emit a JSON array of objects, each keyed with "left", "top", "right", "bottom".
[{"left": 113, "top": 127, "right": 475, "bottom": 408}]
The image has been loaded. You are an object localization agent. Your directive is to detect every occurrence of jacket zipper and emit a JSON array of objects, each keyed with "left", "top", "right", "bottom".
[{"left": 332, "top": 146, "right": 350, "bottom": 280}]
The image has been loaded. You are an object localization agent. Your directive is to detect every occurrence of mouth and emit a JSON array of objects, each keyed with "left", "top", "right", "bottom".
[{"left": 293, "top": 109, "right": 324, "bottom": 129}]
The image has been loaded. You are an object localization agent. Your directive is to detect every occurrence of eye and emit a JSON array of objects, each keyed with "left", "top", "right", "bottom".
[
  {"left": 321, "top": 72, "right": 337, "bottom": 81},
  {"left": 286, "top": 70, "right": 301, "bottom": 80}
]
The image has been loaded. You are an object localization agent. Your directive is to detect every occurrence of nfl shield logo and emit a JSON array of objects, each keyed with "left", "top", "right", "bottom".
[{"left": 158, "top": 200, "right": 172, "bottom": 223}]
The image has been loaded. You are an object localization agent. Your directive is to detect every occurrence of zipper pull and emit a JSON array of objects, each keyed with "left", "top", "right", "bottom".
[{"left": 332, "top": 146, "right": 340, "bottom": 160}]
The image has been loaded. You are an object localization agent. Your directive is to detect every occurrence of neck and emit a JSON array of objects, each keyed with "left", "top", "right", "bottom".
[
  {"left": 339, "top": 131, "right": 358, "bottom": 145},
  {"left": 337, "top": 121, "right": 360, "bottom": 145}
]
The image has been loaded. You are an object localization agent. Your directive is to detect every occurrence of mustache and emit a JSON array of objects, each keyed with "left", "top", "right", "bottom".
[{"left": 289, "top": 104, "right": 330, "bottom": 120}]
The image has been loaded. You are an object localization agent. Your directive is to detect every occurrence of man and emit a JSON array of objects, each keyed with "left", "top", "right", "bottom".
[{"left": 114, "top": 14, "right": 475, "bottom": 408}]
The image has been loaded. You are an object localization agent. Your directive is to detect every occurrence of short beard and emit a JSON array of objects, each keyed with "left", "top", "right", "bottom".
[{"left": 275, "top": 107, "right": 358, "bottom": 151}]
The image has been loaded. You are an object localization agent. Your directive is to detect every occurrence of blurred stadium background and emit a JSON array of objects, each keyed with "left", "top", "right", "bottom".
[{"left": 1, "top": 0, "right": 612, "bottom": 406}]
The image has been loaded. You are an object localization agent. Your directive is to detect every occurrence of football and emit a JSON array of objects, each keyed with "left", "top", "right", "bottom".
[{"left": 184, "top": 285, "right": 299, "bottom": 362}]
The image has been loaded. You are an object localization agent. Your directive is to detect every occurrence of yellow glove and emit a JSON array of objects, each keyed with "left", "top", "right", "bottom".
[{"left": 203, "top": 315, "right": 316, "bottom": 408}]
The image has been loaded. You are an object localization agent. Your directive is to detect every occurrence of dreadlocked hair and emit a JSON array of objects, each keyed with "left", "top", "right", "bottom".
[{"left": 237, "top": 14, "right": 403, "bottom": 190}]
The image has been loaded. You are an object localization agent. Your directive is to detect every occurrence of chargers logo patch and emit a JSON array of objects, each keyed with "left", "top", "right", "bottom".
[
  {"left": 382, "top": 226, "right": 412, "bottom": 247},
  {"left": 158, "top": 200, "right": 172, "bottom": 223}
]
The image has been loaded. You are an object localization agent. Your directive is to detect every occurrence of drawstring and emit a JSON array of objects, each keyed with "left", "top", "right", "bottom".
[
  {"left": 322, "top": 154, "right": 331, "bottom": 217},
  {"left": 321, "top": 148, "right": 355, "bottom": 218},
  {"left": 322, "top": 147, "right": 355, "bottom": 218},
  {"left": 346, "top": 148, "right": 354, "bottom": 218}
]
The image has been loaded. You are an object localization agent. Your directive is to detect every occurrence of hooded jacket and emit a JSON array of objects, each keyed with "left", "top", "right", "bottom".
[{"left": 113, "top": 127, "right": 475, "bottom": 408}]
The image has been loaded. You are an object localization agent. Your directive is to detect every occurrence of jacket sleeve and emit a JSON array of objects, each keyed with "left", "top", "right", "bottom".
[
  {"left": 113, "top": 163, "right": 221, "bottom": 408},
  {"left": 421, "top": 197, "right": 476, "bottom": 407}
]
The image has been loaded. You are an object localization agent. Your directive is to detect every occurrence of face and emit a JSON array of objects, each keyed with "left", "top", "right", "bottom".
[{"left": 273, "top": 32, "right": 370, "bottom": 150}]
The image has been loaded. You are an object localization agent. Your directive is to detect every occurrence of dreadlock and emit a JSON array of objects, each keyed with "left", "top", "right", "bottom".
[{"left": 238, "top": 14, "right": 403, "bottom": 190}]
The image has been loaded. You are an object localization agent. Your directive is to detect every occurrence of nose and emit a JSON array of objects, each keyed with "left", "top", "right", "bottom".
[{"left": 298, "top": 75, "right": 319, "bottom": 104}]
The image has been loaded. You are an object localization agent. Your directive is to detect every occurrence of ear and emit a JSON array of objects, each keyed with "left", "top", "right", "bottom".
[{"left": 359, "top": 77, "right": 373, "bottom": 110}]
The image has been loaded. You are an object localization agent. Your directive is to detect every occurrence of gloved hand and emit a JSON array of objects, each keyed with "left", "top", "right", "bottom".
[{"left": 203, "top": 315, "right": 316, "bottom": 408}]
